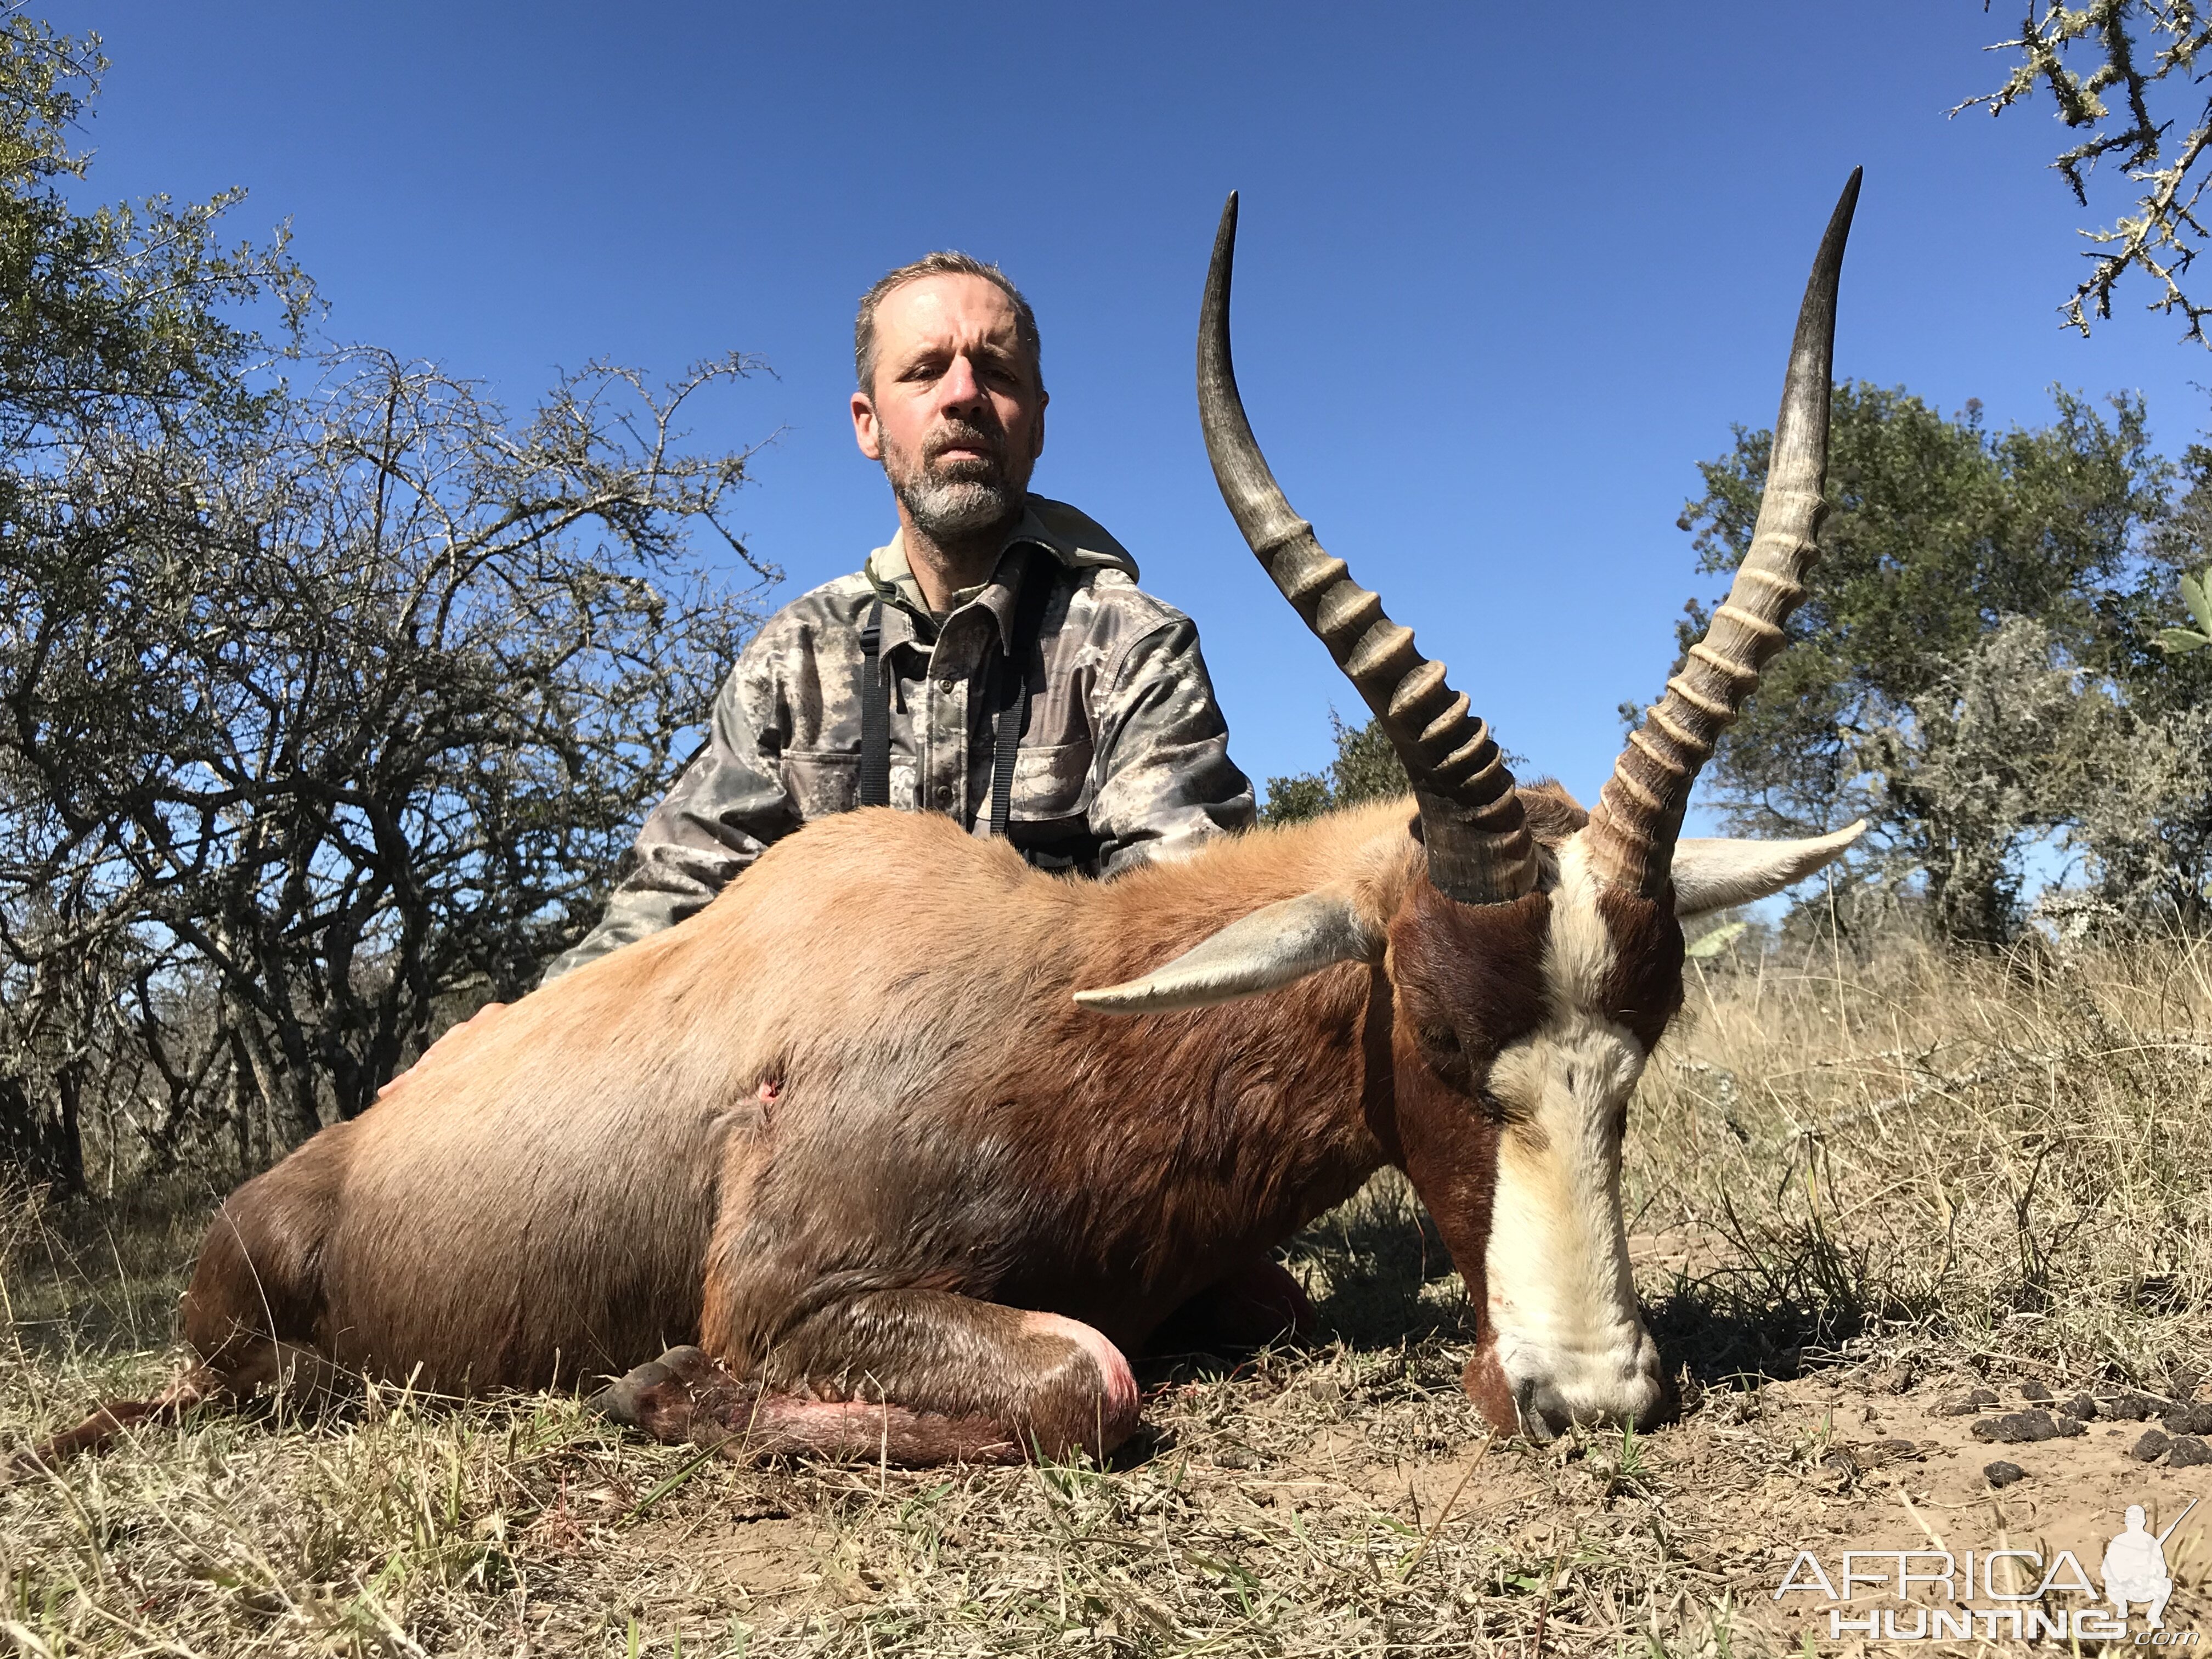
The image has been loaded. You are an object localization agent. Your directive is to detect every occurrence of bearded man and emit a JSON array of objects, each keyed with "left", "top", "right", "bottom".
[
  {"left": 380, "top": 253, "right": 1294, "bottom": 1347},
  {"left": 541, "top": 250, "right": 1255, "bottom": 978}
]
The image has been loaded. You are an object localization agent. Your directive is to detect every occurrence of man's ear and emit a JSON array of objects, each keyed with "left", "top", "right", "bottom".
[
  {"left": 851, "top": 391, "right": 883, "bottom": 461},
  {"left": 1671, "top": 821, "right": 1867, "bottom": 921},
  {"left": 1074, "top": 890, "right": 1376, "bottom": 1014}
]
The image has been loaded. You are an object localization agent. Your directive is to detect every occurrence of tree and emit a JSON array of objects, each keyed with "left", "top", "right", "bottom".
[
  {"left": 0, "top": 21, "right": 774, "bottom": 1189},
  {"left": 1676, "top": 381, "right": 2166, "bottom": 943},
  {"left": 2074, "top": 449, "right": 2212, "bottom": 928},
  {"left": 1260, "top": 712, "right": 1411, "bottom": 825},
  {"left": 1967, "top": 3, "right": 2212, "bottom": 343}
]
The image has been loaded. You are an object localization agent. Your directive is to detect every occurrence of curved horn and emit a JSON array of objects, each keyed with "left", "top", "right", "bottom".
[
  {"left": 1585, "top": 168, "right": 1861, "bottom": 899},
  {"left": 1199, "top": 193, "right": 1536, "bottom": 905}
]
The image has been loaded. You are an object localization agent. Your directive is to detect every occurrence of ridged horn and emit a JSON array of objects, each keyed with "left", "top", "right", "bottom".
[
  {"left": 1198, "top": 193, "right": 1536, "bottom": 905},
  {"left": 1585, "top": 167, "right": 1861, "bottom": 899}
]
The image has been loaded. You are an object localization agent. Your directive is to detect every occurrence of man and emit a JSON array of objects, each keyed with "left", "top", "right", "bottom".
[
  {"left": 539, "top": 251, "right": 1252, "bottom": 979},
  {"left": 393, "top": 249, "right": 1249, "bottom": 1060},
  {"left": 387, "top": 252, "right": 1302, "bottom": 1347}
]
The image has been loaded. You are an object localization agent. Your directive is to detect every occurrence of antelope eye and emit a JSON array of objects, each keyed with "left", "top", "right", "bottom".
[{"left": 1417, "top": 1022, "right": 1474, "bottom": 1090}]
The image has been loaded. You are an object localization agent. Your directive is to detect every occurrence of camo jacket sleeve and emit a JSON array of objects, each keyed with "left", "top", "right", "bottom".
[{"left": 1086, "top": 611, "right": 1255, "bottom": 875}]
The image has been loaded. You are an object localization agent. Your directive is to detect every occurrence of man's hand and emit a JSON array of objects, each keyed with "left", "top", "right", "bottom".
[{"left": 376, "top": 1001, "right": 511, "bottom": 1102}]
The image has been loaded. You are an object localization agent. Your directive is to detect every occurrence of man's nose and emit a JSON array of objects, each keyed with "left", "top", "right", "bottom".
[{"left": 938, "top": 352, "right": 986, "bottom": 413}]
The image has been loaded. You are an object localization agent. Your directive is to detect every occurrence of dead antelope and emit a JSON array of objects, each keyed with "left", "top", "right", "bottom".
[{"left": 21, "top": 173, "right": 1865, "bottom": 1473}]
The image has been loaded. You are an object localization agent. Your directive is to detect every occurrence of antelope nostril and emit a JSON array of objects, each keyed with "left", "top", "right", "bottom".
[
  {"left": 1515, "top": 1377, "right": 1564, "bottom": 1442},
  {"left": 1516, "top": 1373, "right": 1674, "bottom": 1438}
]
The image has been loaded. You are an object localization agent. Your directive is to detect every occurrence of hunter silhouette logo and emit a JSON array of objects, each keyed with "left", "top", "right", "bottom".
[
  {"left": 2105, "top": 1499, "right": 2197, "bottom": 1631},
  {"left": 1774, "top": 1494, "right": 2202, "bottom": 1642}
]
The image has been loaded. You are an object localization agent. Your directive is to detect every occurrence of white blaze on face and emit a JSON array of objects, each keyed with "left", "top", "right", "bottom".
[{"left": 1481, "top": 838, "right": 1667, "bottom": 1435}]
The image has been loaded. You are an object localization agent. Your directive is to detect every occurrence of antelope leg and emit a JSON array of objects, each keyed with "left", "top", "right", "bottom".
[{"left": 591, "top": 1290, "right": 1140, "bottom": 1466}]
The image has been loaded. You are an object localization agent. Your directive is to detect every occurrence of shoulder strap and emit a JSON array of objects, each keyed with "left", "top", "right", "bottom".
[
  {"left": 858, "top": 596, "right": 890, "bottom": 808},
  {"left": 988, "top": 556, "right": 1058, "bottom": 838}
]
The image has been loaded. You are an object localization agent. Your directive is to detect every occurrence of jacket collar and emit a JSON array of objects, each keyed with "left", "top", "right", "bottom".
[{"left": 862, "top": 494, "right": 1138, "bottom": 653}]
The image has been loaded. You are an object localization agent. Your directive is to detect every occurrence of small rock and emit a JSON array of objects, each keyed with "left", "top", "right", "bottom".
[
  {"left": 2170, "top": 1435, "right": 2212, "bottom": 1468},
  {"left": 2062, "top": 1392, "right": 2098, "bottom": 1421},
  {"left": 2105, "top": 1391, "right": 2168, "bottom": 1422},
  {"left": 1211, "top": 1447, "right": 1259, "bottom": 1469},
  {"left": 1939, "top": 1387, "right": 2002, "bottom": 1416},
  {"left": 2162, "top": 1404, "right": 2212, "bottom": 1437},
  {"left": 2018, "top": 1380, "right": 2053, "bottom": 1403},
  {"left": 1984, "top": 1460, "right": 2028, "bottom": 1488},
  {"left": 1973, "top": 1410, "right": 2066, "bottom": 1444},
  {"left": 2170, "top": 1367, "right": 2204, "bottom": 1398},
  {"left": 2056, "top": 1414, "right": 2086, "bottom": 1437},
  {"left": 2131, "top": 1429, "right": 2171, "bottom": 1463}
]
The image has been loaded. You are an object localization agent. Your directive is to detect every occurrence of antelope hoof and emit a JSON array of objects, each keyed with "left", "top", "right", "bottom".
[{"left": 590, "top": 1345, "right": 724, "bottom": 1440}]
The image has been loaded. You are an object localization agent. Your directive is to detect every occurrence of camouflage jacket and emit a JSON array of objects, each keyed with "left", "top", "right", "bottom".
[{"left": 544, "top": 495, "right": 1255, "bottom": 980}]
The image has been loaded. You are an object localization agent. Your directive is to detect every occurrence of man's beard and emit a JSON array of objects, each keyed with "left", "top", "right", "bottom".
[{"left": 883, "top": 419, "right": 1025, "bottom": 547}]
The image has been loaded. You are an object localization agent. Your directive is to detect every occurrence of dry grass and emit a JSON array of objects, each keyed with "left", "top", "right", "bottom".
[
  {"left": 0, "top": 932, "right": 2207, "bottom": 1656},
  {"left": 1637, "top": 929, "right": 2212, "bottom": 1385}
]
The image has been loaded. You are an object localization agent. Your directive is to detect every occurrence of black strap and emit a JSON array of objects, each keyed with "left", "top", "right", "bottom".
[
  {"left": 857, "top": 596, "right": 890, "bottom": 808},
  {"left": 989, "top": 557, "right": 1057, "bottom": 839},
  {"left": 988, "top": 672, "right": 1024, "bottom": 840},
  {"left": 856, "top": 561, "right": 1053, "bottom": 832}
]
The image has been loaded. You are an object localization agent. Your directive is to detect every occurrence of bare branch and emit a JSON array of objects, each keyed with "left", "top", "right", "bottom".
[{"left": 1964, "top": 1, "right": 2212, "bottom": 342}]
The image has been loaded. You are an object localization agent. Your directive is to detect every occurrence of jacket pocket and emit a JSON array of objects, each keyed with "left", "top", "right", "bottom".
[
  {"left": 1011, "top": 738, "right": 1095, "bottom": 825},
  {"left": 780, "top": 748, "right": 860, "bottom": 820}
]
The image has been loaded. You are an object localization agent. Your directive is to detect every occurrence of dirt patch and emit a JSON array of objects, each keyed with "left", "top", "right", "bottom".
[{"left": 1701, "top": 1367, "right": 2211, "bottom": 1647}]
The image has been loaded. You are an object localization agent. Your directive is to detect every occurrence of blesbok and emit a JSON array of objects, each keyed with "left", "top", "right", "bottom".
[{"left": 22, "top": 172, "right": 1866, "bottom": 1472}]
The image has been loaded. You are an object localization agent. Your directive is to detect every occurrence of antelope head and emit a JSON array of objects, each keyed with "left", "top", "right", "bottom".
[{"left": 1079, "top": 175, "right": 1867, "bottom": 1438}]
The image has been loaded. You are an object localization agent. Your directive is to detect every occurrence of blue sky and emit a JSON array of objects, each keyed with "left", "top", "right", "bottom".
[{"left": 48, "top": 3, "right": 2211, "bottom": 821}]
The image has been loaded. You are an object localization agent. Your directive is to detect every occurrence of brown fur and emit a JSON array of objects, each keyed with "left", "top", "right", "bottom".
[
  {"left": 29, "top": 782, "right": 1687, "bottom": 1468},
  {"left": 1595, "top": 886, "right": 1685, "bottom": 1056},
  {"left": 1513, "top": 779, "right": 1591, "bottom": 849},
  {"left": 1383, "top": 888, "right": 1555, "bottom": 1370}
]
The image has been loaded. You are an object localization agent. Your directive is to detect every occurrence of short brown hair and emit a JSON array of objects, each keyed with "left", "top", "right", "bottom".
[{"left": 854, "top": 252, "right": 1042, "bottom": 396}]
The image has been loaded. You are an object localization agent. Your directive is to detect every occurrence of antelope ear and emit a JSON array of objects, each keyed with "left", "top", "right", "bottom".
[
  {"left": 1074, "top": 890, "right": 1376, "bottom": 1014},
  {"left": 1669, "top": 821, "right": 1867, "bottom": 921}
]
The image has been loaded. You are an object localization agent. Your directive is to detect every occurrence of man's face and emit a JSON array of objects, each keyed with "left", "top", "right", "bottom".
[{"left": 852, "top": 273, "right": 1046, "bottom": 545}]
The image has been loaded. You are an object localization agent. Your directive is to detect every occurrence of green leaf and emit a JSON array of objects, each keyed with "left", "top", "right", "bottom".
[
  {"left": 1685, "top": 920, "right": 1749, "bottom": 960},
  {"left": 2183, "top": 567, "right": 2212, "bottom": 635},
  {"left": 2154, "top": 627, "right": 2211, "bottom": 655}
]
